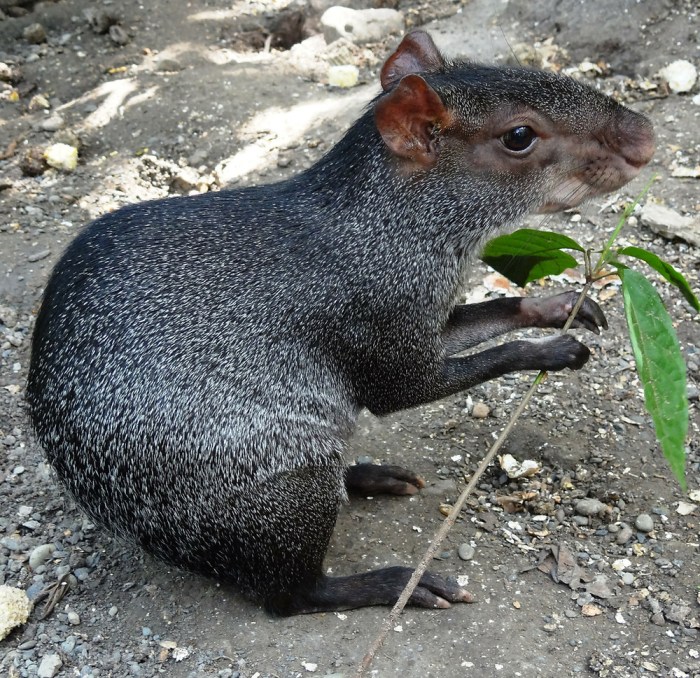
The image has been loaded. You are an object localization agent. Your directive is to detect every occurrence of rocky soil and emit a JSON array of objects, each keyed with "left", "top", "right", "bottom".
[{"left": 0, "top": 0, "right": 699, "bottom": 677}]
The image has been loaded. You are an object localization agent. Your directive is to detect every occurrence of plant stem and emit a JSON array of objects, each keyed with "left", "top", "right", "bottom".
[
  {"left": 355, "top": 284, "right": 594, "bottom": 676},
  {"left": 593, "top": 176, "right": 656, "bottom": 274}
]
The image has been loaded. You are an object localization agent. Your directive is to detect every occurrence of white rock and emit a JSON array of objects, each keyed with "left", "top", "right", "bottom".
[
  {"left": 37, "top": 654, "right": 63, "bottom": 678},
  {"left": 658, "top": 59, "right": 697, "bottom": 93},
  {"left": 44, "top": 143, "right": 78, "bottom": 172},
  {"left": 471, "top": 401, "right": 491, "bottom": 419},
  {"left": 321, "top": 6, "right": 403, "bottom": 45},
  {"left": 29, "top": 543, "right": 56, "bottom": 570},
  {"left": 0, "top": 586, "right": 33, "bottom": 640},
  {"left": 328, "top": 64, "right": 359, "bottom": 88},
  {"left": 640, "top": 202, "right": 700, "bottom": 247}
]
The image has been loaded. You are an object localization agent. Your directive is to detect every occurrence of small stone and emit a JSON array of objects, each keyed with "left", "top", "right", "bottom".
[
  {"left": 27, "top": 250, "right": 51, "bottom": 263},
  {"left": 620, "top": 572, "right": 634, "bottom": 586},
  {"left": 29, "top": 543, "right": 56, "bottom": 570},
  {"left": 665, "top": 603, "right": 691, "bottom": 624},
  {"left": 640, "top": 202, "right": 700, "bottom": 247},
  {"left": 458, "top": 543, "right": 475, "bottom": 561},
  {"left": 67, "top": 610, "right": 80, "bottom": 625},
  {"left": 44, "top": 143, "right": 79, "bottom": 172},
  {"left": 84, "top": 8, "right": 117, "bottom": 34},
  {"left": 471, "top": 402, "right": 490, "bottom": 419},
  {"left": 109, "top": 25, "right": 130, "bottom": 46},
  {"left": 658, "top": 59, "right": 697, "bottom": 93},
  {"left": 572, "top": 515, "right": 589, "bottom": 527},
  {"left": 108, "top": 606, "right": 118, "bottom": 616},
  {"left": 635, "top": 513, "right": 654, "bottom": 533},
  {"left": 24, "top": 23, "right": 47, "bottom": 44},
  {"left": 574, "top": 498, "right": 606, "bottom": 516},
  {"left": 616, "top": 525, "right": 633, "bottom": 545},
  {"left": 171, "top": 167, "right": 200, "bottom": 192},
  {"left": 39, "top": 114, "right": 65, "bottom": 133},
  {"left": 20, "top": 148, "right": 49, "bottom": 177},
  {"left": 0, "top": 62, "right": 21, "bottom": 84},
  {"left": 276, "top": 153, "right": 293, "bottom": 169},
  {"left": 37, "top": 654, "right": 62, "bottom": 678},
  {"left": 328, "top": 64, "right": 359, "bottom": 88},
  {"left": 321, "top": 6, "right": 404, "bottom": 45},
  {"left": 0, "top": 586, "right": 33, "bottom": 640},
  {"left": 61, "top": 636, "right": 77, "bottom": 653},
  {"left": 650, "top": 612, "right": 665, "bottom": 626}
]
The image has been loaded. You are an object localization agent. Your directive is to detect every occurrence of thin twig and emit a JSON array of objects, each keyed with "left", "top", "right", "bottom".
[{"left": 355, "top": 277, "right": 596, "bottom": 676}]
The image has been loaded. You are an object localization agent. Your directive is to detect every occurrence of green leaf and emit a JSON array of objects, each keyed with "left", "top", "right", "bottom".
[
  {"left": 618, "top": 246, "right": 700, "bottom": 312},
  {"left": 620, "top": 268, "right": 687, "bottom": 489},
  {"left": 481, "top": 229, "right": 584, "bottom": 287}
]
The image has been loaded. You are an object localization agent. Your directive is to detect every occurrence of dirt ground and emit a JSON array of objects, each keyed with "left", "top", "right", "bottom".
[{"left": 0, "top": 0, "right": 699, "bottom": 677}]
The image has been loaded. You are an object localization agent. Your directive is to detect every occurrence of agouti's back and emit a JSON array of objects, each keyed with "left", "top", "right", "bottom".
[{"left": 27, "top": 30, "right": 654, "bottom": 615}]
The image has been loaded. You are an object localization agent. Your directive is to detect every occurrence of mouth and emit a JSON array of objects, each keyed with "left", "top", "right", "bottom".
[{"left": 536, "top": 177, "right": 589, "bottom": 214}]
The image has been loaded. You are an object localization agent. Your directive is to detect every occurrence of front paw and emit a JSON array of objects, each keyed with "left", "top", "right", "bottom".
[
  {"left": 525, "top": 335, "right": 591, "bottom": 371},
  {"left": 529, "top": 292, "right": 608, "bottom": 334}
]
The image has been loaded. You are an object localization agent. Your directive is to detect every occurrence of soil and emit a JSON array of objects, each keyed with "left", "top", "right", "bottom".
[{"left": 0, "top": 1, "right": 699, "bottom": 677}]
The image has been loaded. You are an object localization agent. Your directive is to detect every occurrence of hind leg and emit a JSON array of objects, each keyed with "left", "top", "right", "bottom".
[{"left": 229, "top": 465, "right": 472, "bottom": 615}]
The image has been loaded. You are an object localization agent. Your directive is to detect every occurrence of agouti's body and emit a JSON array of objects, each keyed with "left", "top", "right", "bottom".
[{"left": 27, "top": 32, "right": 654, "bottom": 614}]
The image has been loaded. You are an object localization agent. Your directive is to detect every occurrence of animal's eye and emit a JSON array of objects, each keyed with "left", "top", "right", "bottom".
[{"left": 501, "top": 126, "right": 537, "bottom": 152}]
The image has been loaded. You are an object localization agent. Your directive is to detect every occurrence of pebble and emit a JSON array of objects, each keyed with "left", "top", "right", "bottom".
[
  {"left": 37, "top": 654, "right": 63, "bottom": 678},
  {"left": 616, "top": 524, "right": 633, "bottom": 544},
  {"left": 67, "top": 610, "right": 80, "bottom": 625},
  {"left": 658, "top": 59, "right": 698, "bottom": 93},
  {"left": 635, "top": 513, "right": 654, "bottom": 533},
  {"left": 321, "top": 6, "right": 403, "bottom": 44},
  {"left": 458, "top": 543, "right": 475, "bottom": 561},
  {"left": 85, "top": 7, "right": 117, "bottom": 34},
  {"left": 328, "top": 64, "right": 359, "bottom": 88},
  {"left": 45, "top": 143, "right": 79, "bottom": 172},
  {"left": 620, "top": 572, "right": 635, "bottom": 586},
  {"left": 109, "top": 24, "right": 130, "bottom": 46},
  {"left": 574, "top": 498, "right": 606, "bottom": 516},
  {"left": 61, "top": 636, "right": 77, "bottom": 653},
  {"left": 39, "top": 114, "right": 65, "bottom": 133},
  {"left": 24, "top": 23, "right": 47, "bottom": 44},
  {"left": 471, "top": 402, "right": 490, "bottom": 418},
  {"left": 29, "top": 543, "right": 56, "bottom": 570},
  {"left": 27, "top": 249, "right": 51, "bottom": 263},
  {"left": 572, "top": 515, "right": 589, "bottom": 526}
]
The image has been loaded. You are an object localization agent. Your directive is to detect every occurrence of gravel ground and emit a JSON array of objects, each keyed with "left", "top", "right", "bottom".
[{"left": 0, "top": 0, "right": 698, "bottom": 677}]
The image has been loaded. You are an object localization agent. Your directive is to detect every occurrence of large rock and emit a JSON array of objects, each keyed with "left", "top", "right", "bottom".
[
  {"left": 321, "top": 6, "right": 403, "bottom": 44},
  {"left": 640, "top": 202, "right": 700, "bottom": 247}
]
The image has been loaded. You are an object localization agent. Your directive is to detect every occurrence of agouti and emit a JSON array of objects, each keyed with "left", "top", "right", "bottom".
[{"left": 27, "top": 31, "right": 654, "bottom": 615}]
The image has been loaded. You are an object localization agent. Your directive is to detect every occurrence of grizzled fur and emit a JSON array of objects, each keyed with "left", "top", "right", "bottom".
[{"left": 27, "top": 32, "right": 653, "bottom": 615}]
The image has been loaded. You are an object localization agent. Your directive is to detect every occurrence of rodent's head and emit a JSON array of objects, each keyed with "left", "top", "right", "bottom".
[{"left": 375, "top": 31, "right": 655, "bottom": 214}]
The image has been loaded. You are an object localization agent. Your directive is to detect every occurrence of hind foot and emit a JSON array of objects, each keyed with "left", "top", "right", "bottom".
[
  {"left": 346, "top": 463, "right": 425, "bottom": 496},
  {"left": 268, "top": 566, "right": 474, "bottom": 615}
]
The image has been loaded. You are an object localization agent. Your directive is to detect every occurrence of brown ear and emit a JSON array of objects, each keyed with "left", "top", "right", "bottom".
[
  {"left": 374, "top": 74, "right": 449, "bottom": 169},
  {"left": 380, "top": 30, "right": 445, "bottom": 91}
]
